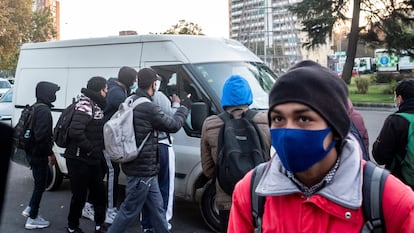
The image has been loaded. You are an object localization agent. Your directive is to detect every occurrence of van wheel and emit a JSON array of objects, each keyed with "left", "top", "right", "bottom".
[
  {"left": 46, "top": 163, "right": 63, "bottom": 191},
  {"left": 200, "top": 182, "right": 220, "bottom": 232}
]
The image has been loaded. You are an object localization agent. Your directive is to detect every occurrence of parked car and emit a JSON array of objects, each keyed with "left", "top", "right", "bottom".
[
  {"left": 0, "top": 88, "right": 12, "bottom": 125},
  {"left": 0, "top": 78, "right": 12, "bottom": 98}
]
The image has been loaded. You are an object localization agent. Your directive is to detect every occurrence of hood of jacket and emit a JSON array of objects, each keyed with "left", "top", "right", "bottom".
[
  {"left": 256, "top": 135, "right": 363, "bottom": 210},
  {"left": 36, "top": 81, "right": 60, "bottom": 107}
]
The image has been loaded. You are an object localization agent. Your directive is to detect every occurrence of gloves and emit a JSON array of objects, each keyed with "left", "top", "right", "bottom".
[{"left": 181, "top": 98, "right": 192, "bottom": 109}]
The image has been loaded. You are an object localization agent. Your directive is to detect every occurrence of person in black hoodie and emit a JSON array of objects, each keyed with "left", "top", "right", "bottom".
[
  {"left": 65, "top": 76, "right": 108, "bottom": 233},
  {"left": 22, "top": 81, "right": 60, "bottom": 230},
  {"left": 373, "top": 78, "right": 414, "bottom": 188},
  {"left": 82, "top": 67, "right": 137, "bottom": 224}
]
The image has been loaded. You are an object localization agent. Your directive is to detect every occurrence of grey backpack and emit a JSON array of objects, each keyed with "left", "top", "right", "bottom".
[{"left": 103, "top": 95, "right": 151, "bottom": 163}]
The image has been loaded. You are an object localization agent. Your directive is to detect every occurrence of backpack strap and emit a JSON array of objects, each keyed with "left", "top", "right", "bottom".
[
  {"left": 250, "top": 162, "right": 267, "bottom": 233},
  {"left": 361, "top": 161, "right": 389, "bottom": 233}
]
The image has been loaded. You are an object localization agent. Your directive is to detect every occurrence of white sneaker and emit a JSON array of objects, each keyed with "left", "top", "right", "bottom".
[
  {"left": 25, "top": 215, "right": 50, "bottom": 229},
  {"left": 105, "top": 207, "right": 118, "bottom": 224},
  {"left": 81, "top": 202, "right": 94, "bottom": 221},
  {"left": 22, "top": 206, "right": 31, "bottom": 217}
]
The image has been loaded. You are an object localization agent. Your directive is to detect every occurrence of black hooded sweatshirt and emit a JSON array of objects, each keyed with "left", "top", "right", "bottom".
[{"left": 28, "top": 81, "right": 60, "bottom": 157}]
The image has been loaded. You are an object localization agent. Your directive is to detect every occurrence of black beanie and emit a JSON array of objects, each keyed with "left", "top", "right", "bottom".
[
  {"left": 118, "top": 66, "right": 137, "bottom": 87},
  {"left": 87, "top": 76, "right": 107, "bottom": 92},
  {"left": 137, "top": 68, "right": 162, "bottom": 89},
  {"left": 396, "top": 78, "right": 414, "bottom": 100},
  {"left": 268, "top": 60, "right": 350, "bottom": 141}
]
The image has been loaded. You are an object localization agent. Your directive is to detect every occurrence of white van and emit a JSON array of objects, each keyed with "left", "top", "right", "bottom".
[{"left": 12, "top": 34, "right": 277, "bottom": 231}]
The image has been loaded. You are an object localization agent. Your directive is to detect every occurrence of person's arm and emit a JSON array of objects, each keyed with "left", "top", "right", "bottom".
[
  {"left": 382, "top": 175, "right": 414, "bottom": 232},
  {"left": 32, "top": 105, "right": 54, "bottom": 156},
  {"left": 150, "top": 102, "right": 188, "bottom": 134},
  {"left": 372, "top": 115, "right": 406, "bottom": 165},
  {"left": 200, "top": 116, "right": 216, "bottom": 178}
]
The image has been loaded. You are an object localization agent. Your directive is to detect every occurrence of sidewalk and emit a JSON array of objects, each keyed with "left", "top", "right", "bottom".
[{"left": 353, "top": 102, "right": 396, "bottom": 112}]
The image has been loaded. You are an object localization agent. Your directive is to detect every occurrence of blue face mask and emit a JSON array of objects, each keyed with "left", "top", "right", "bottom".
[
  {"left": 130, "top": 82, "right": 137, "bottom": 93},
  {"left": 270, "top": 127, "right": 337, "bottom": 173}
]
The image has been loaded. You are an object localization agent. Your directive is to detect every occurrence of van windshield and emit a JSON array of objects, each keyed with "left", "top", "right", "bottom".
[{"left": 193, "top": 62, "right": 277, "bottom": 110}]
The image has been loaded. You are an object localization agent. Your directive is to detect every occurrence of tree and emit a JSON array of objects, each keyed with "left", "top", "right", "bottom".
[
  {"left": 162, "top": 20, "right": 205, "bottom": 35},
  {"left": 290, "top": 0, "right": 414, "bottom": 84},
  {"left": 30, "top": 7, "right": 57, "bottom": 42},
  {"left": 0, "top": 0, "right": 57, "bottom": 71},
  {"left": 0, "top": 0, "right": 32, "bottom": 70}
]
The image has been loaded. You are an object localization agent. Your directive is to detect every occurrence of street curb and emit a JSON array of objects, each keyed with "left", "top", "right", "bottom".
[
  {"left": 353, "top": 102, "right": 394, "bottom": 108},
  {"left": 353, "top": 102, "right": 396, "bottom": 112}
]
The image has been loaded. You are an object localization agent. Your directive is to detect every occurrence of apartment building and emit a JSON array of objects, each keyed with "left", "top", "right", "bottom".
[{"left": 229, "top": 0, "right": 332, "bottom": 73}]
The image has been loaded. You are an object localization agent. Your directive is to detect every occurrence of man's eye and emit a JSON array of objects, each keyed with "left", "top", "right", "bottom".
[
  {"left": 298, "top": 116, "right": 311, "bottom": 122},
  {"left": 272, "top": 116, "right": 283, "bottom": 122}
]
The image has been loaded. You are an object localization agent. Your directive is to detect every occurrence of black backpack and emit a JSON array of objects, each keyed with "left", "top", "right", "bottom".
[
  {"left": 250, "top": 161, "right": 389, "bottom": 233},
  {"left": 13, "top": 103, "right": 43, "bottom": 151},
  {"left": 53, "top": 102, "right": 77, "bottom": 148},
  {"left": 216, "top": 110, "right": 270, "bottom": 195}
]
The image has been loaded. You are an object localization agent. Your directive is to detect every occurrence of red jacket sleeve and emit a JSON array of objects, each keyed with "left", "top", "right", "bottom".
[{"left": 382, "top": 173, "right": 414, "bottom": 232}]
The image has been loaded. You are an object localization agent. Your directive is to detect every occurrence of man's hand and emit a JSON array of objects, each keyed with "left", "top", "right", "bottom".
[
  {"left": 48, "top": 154, "right": 56, "bottom": 166},
  {"left": 171, "top": 94, "right": 181, "bottom": 104}
]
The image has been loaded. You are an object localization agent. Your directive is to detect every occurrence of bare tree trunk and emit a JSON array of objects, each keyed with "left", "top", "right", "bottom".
[{"left": 342, "top": 0, "right": 361, "bottom": 84}]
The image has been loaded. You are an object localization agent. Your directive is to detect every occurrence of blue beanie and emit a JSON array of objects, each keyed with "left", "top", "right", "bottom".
[{"left": 221, "top": 75, "right": 253, "bottom": 108}]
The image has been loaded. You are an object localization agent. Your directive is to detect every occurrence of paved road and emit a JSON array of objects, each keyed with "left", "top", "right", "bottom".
[
  {"left": 0, "top": 108, "right": 393, "bottom": 233},
  {"left": 0, "top": 162, "right": 213, "bottom": 233}
]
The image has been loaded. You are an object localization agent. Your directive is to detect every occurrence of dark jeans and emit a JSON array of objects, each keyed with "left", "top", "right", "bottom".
[
  {"left": 67, "top": 158, "right": 106, "bottom": 228},
  {"left": 219, "top": 209, "right": 230, "bottom": 233},
  {"left": 26, "top": 154, "right": 49, "bottom": 219},
  {"left": 142, "top": 143, "right": 170, "bottom": 229},
  {"left": 107, "top": 176, "right": 168, "bottom": 233}
]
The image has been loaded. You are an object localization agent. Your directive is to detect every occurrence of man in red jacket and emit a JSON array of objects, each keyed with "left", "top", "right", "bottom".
[{"left": 228, "top": 60, "right": 414, "bottom": 233}]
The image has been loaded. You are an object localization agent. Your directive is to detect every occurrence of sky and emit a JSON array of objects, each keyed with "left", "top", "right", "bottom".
[{"left": 59, "top": 0, "right": 230, "bottom": 40}]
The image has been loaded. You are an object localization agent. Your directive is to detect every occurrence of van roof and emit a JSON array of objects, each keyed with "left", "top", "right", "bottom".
[{"left": 21, "top": 35, "right": 262, "bottom": 64}]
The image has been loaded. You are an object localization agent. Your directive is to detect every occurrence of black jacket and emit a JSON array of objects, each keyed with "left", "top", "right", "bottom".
[
  {"left": 64, "top": 88, "right": 106, "bottom": 165},
  {"left": 28, "top": 82, "right": 59, "bottom": 157},
  {"left": 121, "top": 89, "right": 188, "bottom": 177},
  {"left": 372, "top": 100, "right": 414, "bottom": 182},
  {"left": 103, "top": 78, "right": 128, "bottom": 122}
]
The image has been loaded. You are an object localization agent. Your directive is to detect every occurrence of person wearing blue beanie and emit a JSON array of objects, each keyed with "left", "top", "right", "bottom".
[
  {"left": 201, "top": 75, "right": 270, "bottom": 233},
  {"left": 221, "top": 75, "right": 253, "bottom": 108}
]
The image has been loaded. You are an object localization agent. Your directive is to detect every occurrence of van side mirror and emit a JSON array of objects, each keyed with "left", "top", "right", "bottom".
[{"left": 191, "top": 102, "right": 209, "bottom": 131}]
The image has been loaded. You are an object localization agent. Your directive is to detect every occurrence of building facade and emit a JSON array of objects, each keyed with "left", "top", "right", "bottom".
[{"left": 229, "top": 0, "right": 332, "bottom": 73}]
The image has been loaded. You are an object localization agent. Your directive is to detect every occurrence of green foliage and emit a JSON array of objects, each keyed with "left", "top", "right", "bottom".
[
  {"left": 354, "top": 77, "right": 369, "bottom": 94},
  {"left": 30, "top": 7, "right": 57, "bottom": 42},
  {"left": 386, "top": 79, "right": 397, "bottom": 94},
  {"left": 0, "top": 0, "right": 56, "bottom": 71},
  {"left": 373, "top": 72, "right": 412, "bottom": 84},
  {"left": 374, "top": 73, "right": 395, "bottom": 83},
  {"left": 0, "top": 0, "right": 32, "bottom": 70},
  {"left": 348, "top": 78, "right": 394, "bottom": 103},
  {"left": 163, "top": 20, "right": 205, "bottom": 35}
]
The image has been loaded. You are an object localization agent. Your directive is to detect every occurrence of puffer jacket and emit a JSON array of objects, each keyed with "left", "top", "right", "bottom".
[
  {"left": 64, "top": 88, "right": 106, "bottom": 165},
  {"left": 28, "top": 82, "right": 60, "bottom": 157},
  {"left": 228, "top": 136, "right": 414, "bottom": 233},
  {"left": 200, "top": 107, "right": 271, "bottom": 210},
  {"left": 121, "top": 89, "right": 188, "bottom": 177},
  {"left": 372, "top": 100, "right": 414, "bottom": 183}
]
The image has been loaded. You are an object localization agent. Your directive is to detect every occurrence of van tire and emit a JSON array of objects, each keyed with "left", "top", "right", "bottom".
[
  {"left": 46, "top": 163, "right": 63, "bottom": 191},
  {"left": 200, "top": 181, "right": 220, "bottom": 232}
]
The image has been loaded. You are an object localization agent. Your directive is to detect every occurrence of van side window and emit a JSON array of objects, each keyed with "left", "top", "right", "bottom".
[{"left": 152, "top": 65, "right": 205, "bottom": 135}]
